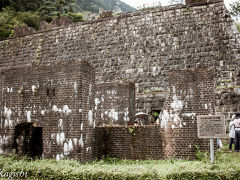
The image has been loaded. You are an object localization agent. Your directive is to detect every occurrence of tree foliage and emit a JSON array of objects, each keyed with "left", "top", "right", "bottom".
[
  {"left": 0, "top": 0, "right": 10, "bottom": 11},
  {"left": 0, "top": 8, "right": 21, "bottom": 39},
  {"left": 0, "top": 7, "right": 41, "bottom": 40},
  {"left": 0, "top": 0, "right": 84, "bottom": 40},
  {"left": 40, "top": 0, "right": 76, "bottom": 22},
  {"left": 0, "top": 0, "right": 135, "bottom": 40},
  {"left": 9, "top": 0, "right": 42, "bottom": 12}
]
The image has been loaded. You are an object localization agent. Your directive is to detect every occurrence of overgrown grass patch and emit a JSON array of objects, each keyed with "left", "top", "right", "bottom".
[{"left": 1, "top": 151, "right": 240, "bottom": 179}]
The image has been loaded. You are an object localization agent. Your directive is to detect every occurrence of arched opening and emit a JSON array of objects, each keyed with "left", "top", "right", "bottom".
[{"left": 13, "top": 122, "right": 42, "bottom": 158}]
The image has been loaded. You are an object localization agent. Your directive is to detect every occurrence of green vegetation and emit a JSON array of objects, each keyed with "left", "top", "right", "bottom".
[
  {"left": 0, "top": 0, "right": 84, "bottom": 40},
  {"left": 236, "top": 22, "right": 240, "bottom": 32},
  {"left": 39, "top": 0, "right": 76, "bottom": 22},
  {"left": 0, "top": 0, "right": 135, "bottom": 40},
  {"left": 128, "top": 127, "right": 136, "bottom": 135},
  {"left": 1, "top": 149, "right": 240, "bottom": 180}
]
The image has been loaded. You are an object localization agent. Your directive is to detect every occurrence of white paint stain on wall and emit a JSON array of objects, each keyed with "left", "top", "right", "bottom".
[
  {"left": 32, "top": 85, "right": 37, "bottom": 93},
  {"left": 63, "top": 139, "right": 74, "bottom": 155},
  {"left": 95, "top": 98, "right": 101, "bottom": 110},
  {"left": 27, "top": 111, "right": 31, "bottom": 122},
  {"left": 41, "top": 110, "right": 46, "bottom": 115},
  {"left": 160, "top": 110, "right": 170, "bottom": 128},
  {"left": 3, "top": 106, "right": 12, "bottom": 127},
  {"left": 74, "top": 82, "right": 77, "bottom": 93},
  {"left": 80, "top": 123, "right": 83, "bottom": 131},
  {"left": 3, "top": 106, "right": 12, "bottom": 120},
  {"left": 64, "top": 143, "right": 69, "bottom": 155},
  {"left": 18, "top": 109, "right": 21, "bottom": 117},
  {"left": 58, "top": 119, "right": 63, "bottom": 129},
  {"left": 88, "top": 110, "right": 93, "bottom": 125},
  {"left": 73, "top": 138, "right": 78, "bottom": 145},
  {"left": 89, "top": 84, "right": 92, "bottom": 95},
  {"left": 123, "top": 107, "right": 129, "bottom": 122},
  {"left": 0, "top": 135, "right": 11, "bottom": 153},
  {"left": 52, "top": 105, "right": 59, "bottom": 112},
  {"left": 108, "top": 109, "right": 118, "bottom": 121},
  {"left": 63, "top": 105, "right": 72, "bottom": 115},
  {"left": 56, "top": 153, "right": 64, "bottom": 161},
  {"left": 6, "top": 87, "right": 13, "bottom": 93},
  {"left": 161, "top": 86, "right": 184, "bottom": 129},
  {"left": 56, "top": 132, "right": 65, "bottom": 145},
  {"left": 68, "top": 139, "right": 73, "bottom": 151},
  {"left": 51, "top": 133, "right": 55, "bottom": 139},
  {"left": 86, "top": 147, "right": 91, "bottom": 153},
  {"left": 183, "top": 113, "right": 196, "bottom": 118},
  {"left": 205, "top": 104, "right": 208, "bottom": 109},
  {"left": 170, "top": 95, "right": 183, "bottom": 111},
  {"left": 79, "top": 134, "right": 84, "bottom": 148},
  {"left": 52, "top": 105, "right": 72, "bottom": 115}
]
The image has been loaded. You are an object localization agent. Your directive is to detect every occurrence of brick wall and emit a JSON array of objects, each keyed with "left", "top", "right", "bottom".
[
  {"left": 160, "top": 68, "right": 215, "bottom": 159},
  {"left": 0, "top": 0, "right": 239, "bottom": 116},
  {"left": 95, "top": 82, "right": 135, "bottom": 126},
  {"left": 95, "top": 125, "right": 163, "bottom": 160},
  {"left": 0, "top": 60, "right": 96, "bottom": 162}
]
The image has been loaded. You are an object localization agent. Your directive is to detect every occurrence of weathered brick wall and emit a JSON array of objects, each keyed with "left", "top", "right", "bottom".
[
  {"left": 95, "top": 126, "right": 163, "bottom": 160},
  {"left": 95, "top": 82, "right": 135, "bottom": 126},
  {"left": 0, "top": 60, "right": 96, "bottom": 162},
  {"left": 160, "top": 68, "right": 215, "bottom": 159},
  {"left": 0, "top": 0, "right": 239, "bottom": 116}
]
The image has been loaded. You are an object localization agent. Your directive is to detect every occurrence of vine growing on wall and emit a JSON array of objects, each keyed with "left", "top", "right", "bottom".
[{"left": 128, "top": 127, "right": 136, "bottom": 136}]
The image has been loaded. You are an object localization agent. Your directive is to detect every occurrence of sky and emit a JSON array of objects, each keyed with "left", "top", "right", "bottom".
[{"left": 121, "top": 0, "right": 236, "bottom": 9}]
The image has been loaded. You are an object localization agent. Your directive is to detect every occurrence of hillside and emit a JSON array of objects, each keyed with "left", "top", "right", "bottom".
[{"left": 76, "top": 0, "right": 136, "bottom": 13}]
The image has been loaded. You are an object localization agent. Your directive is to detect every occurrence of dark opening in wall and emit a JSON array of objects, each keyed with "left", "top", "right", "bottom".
[
  {"left": 151, "top": 109, "right": 161, "bottom": 123},
  {"left": 13, "top": 122, "right": 43, "bottom": 158},
  {"left": 47, "top": 88, "right": 56, "bottom": 97}
]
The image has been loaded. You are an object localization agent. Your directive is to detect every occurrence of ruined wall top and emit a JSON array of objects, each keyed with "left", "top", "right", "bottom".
[{"left": 0, "top": 0, "right": 224, "bottom": 40}]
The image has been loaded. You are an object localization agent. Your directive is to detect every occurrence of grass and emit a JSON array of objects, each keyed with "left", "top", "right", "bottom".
[{"left": 1, "top": 147, "right": 240, "bottom": 179}]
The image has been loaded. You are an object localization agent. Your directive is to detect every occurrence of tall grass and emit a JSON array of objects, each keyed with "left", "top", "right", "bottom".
[{"left": 1, "top": 150, "right": 240, "bottom": 179}]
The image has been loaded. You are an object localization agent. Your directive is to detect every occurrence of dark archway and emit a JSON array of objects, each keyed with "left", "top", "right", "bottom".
[{"left": 13, "top": 122, "right": 43, "bottom": 158}]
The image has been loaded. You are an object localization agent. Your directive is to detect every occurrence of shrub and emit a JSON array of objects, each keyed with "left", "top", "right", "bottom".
[
  {"left": 0, "top": 8, "right": 22, "bottom": 40},
  {"left": 16, "top": 11, "right": 41, "bottom": 30},
  {"left": 66, "top": 12, "right": 84, "bottom": 22}
]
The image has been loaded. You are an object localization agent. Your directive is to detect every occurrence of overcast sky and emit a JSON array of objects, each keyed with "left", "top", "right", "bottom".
[{"left": 121, "top": 0, "right": 236, "bottom": 9}]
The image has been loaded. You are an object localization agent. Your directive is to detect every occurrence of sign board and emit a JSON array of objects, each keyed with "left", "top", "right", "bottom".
[{"left": 197, "top": 115, "right": 226, "bottom": 138}]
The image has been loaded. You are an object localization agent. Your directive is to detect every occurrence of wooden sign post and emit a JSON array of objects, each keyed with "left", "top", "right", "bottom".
[{"left": 197, "top": 115, "right": 226, "bottom": 163}]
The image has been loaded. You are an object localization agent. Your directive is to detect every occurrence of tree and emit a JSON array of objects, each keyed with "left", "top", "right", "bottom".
[
  {"left": 0, "top": 8, "right": 23, "bottom": 39},
  {"left": 0, "top": 0, "right": 10, "bottom": 11},
  {"left": 0, "top": 0, "right": 83, "bottom": 40},
  {"left": 9, "top": 0, "right": 42, "bottom": 12},
  {"left": 40, "top": 0, "right": 75, "bottom": 22}
]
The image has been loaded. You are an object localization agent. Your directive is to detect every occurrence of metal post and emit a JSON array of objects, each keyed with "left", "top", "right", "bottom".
[{"left": 210, "top": 139, "right": 214, "bottom": 163}]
